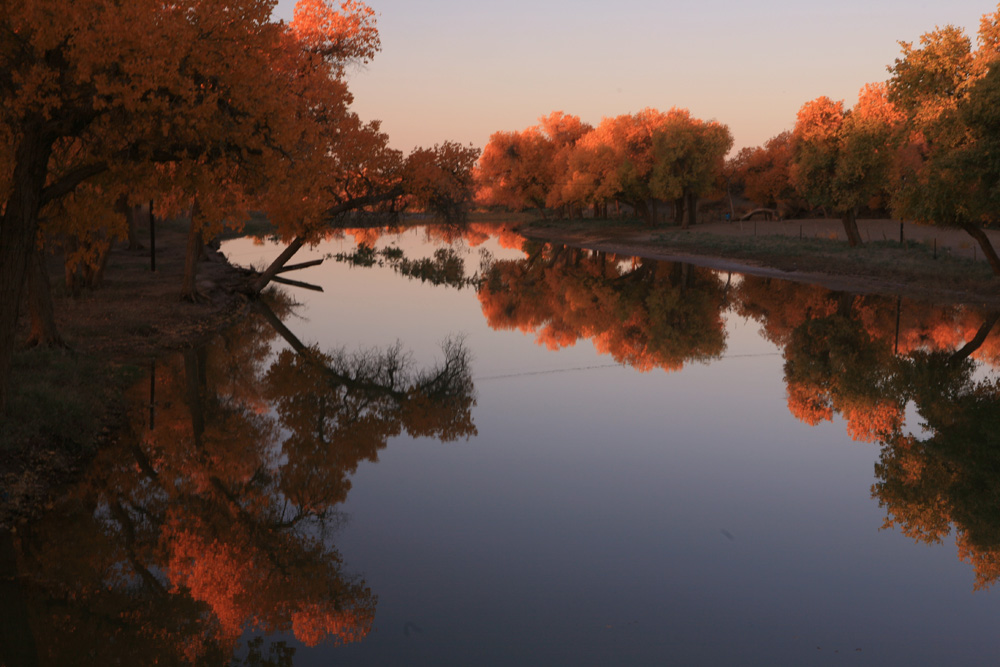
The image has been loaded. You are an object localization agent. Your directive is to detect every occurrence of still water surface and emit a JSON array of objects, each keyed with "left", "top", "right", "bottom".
[{"left": 12, "top": 224, "right": 1000, "bottom": 665}]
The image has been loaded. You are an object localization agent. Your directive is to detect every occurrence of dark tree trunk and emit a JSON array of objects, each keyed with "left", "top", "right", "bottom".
[
  {"left": 26, "top": 247, "right": 64, "bottom": 348},
  {"left": 180, "top": 203, "right": 204, "bottom": 301},
  {"left": 0, "top": 122, "right": 53, "bottom": 412},
  {"left": 837, "top": 292, "right": 856, "bottom": 318},
  {"left": 950, "top": 312, "right": 999, "bottom": 364},
  {"left": 684, "top": 190, "right": 698, "bottom": 230},
  {"left": 673, "top": 197, "right": 685, "bottom": 225},
  {"left": 841, "top": 207, "right": 863, "bottom": 247},
  {"left": 632, "top": 199, "right": 652, "bottom": 225},
  {"left": 253, "top": 236, "right": 307, "bottom": 294},
  {"left": 960, "top": 221, "right": 1000, "bottom": 276}
]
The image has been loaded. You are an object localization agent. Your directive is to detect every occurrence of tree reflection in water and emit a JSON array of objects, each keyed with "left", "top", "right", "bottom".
[
  {"left": 5, "top": 292, "right": 476, "bottom": 665},
  {"left": 479, "top": 243, "right": 728, "bottom": 372},
  {"left": 734, "top": 275, "right": 1000, "bottom": 589},
  {"left": 334, "top": 230, "right": 1000, "bottom": 592}
]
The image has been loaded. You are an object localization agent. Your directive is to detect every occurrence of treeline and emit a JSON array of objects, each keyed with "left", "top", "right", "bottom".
[
  {"left": 474, "top": 5, "right": 1000, "bottom": 273},
  {"left": 0, "top": 0, "right": 480, "bottom": 411}
]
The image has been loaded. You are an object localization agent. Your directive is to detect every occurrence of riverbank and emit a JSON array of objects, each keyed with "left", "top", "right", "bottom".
[
  {"left": 1, "top": 218, "right": 252, "bottom": 527},
  {"left": 519, "top": 217, "right": 1000, "bottom": 307}
]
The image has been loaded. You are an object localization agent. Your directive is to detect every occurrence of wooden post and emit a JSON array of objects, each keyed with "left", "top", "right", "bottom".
[{"left": 900, "top": 222, "right": 904, "bottom": 244}]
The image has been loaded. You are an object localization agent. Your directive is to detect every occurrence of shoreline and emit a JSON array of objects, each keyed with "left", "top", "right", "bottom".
[
  {"left": 516, "top": 218, "right": 1000, "bottom": 308},
  {"left": 2, "top": 220, "right": 253, "bottom": 527}
]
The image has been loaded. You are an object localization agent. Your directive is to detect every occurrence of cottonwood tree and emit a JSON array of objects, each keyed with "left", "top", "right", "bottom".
[
  {"left": 0, "top": 0, "right": 478, "bottom": 411},
  {"left": 0, "top": 0, "right": 333, "bottom": 409},
  {"left": 887, "top": 7, "right": 1000, "bottom": 273},
  {"left": 790, "top": 86, "right": 901, "bottom": 247},
  {"left": 475, "top": 111, "right": 591, "bottom": 215},
  {"left": 650, "top": 110, "right": 733, "bottom": 229}
]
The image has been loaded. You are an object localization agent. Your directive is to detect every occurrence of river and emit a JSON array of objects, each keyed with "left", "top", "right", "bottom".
[{"left": 8, "top": 223, "right": 1000, "bottom": 665}]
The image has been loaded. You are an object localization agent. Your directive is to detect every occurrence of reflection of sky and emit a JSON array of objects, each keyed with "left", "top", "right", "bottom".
[
  {"left": 227, "top": 229, "right": 1000, "bottom": 665},
  {"left": 273, "top": 0, "right": 992, "bottom": 153}
]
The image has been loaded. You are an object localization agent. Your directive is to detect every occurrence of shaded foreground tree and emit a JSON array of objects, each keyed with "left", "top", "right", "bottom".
[{"left": 0, "top": 0, "right": 480, "bottom": 413}]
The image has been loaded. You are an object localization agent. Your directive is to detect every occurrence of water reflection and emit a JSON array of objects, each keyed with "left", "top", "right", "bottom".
[
  {"left": 10, "top": 225, "right": 1000, "bottom": 663},
  {"left": 479, "top": 245, "right": 727, "bottom": 371},
  {"left": 475, "top": 239, "right": 1000, "bottom": 592},
  {"left": 6, "top": 293, "right": 475, "bottom": 664}
]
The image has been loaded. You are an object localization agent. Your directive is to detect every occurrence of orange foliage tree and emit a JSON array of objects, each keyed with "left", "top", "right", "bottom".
[
  {"left": 475, "top": 111, "right": 591, "bottom": 215},
  {"left": 887, "top": 6, "right": 1000, "bottom": 273},
  {"left": 729, "top": 131, "right": 801, "bottom": 216},
  {"left": 790, "top": 86, "right": 902, "bottom": 247},
  {"left": 0, "top": 0, "right": 481, "bottom": 412}
]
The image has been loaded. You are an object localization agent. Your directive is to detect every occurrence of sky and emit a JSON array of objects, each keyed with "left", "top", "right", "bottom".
[{"left": 273, "top": 0, "right": 999, "bottom": 154}]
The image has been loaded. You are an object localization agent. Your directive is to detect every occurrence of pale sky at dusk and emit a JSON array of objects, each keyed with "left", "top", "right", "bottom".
[{"left": 274, "top": 0, "right": 999, "bottom": 154}]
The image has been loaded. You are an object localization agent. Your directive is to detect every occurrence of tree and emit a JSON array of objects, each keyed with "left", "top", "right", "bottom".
[
  {"left": 650, "top": 110, "right": 733, "bottom": 229},
  {"left": 790, "top": 86, "right": 901, "bottom": 246},
  {"left": 0, "top": 0, "right": 374, "bottom": 409},
  {"left": 887, "top": 8, "right": 1000, "bottom": 274},
  {"left": 476, "top": 128, "right": 555, "bottom": 212},
  {"left": 731, "top": 131, "right": 800, "bottom": 215},
  {"left": 475, "top": 111, "right": 591, "bottom": 215},
  {"left": 0, "top": 0, "right": 479, "bottom": 409}
]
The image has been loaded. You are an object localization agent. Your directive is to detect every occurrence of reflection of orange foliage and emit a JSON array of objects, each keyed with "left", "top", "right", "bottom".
[
  {"left": 479, "top": 249, "right": 726, "bottom": 372},
  {"left": 842, "top": 400, "right": 904, "bottom": 443},
  {"left": 786, "top": 382, "right": 832, "bottom": 426},
  {"left": 162, "top": 514, "right": 250, "bottom": 638},
  {"left": 292, "top": 603, "right": 369, "bottom": 647},
  {"left": 957, "top": 533, "right": 1000, "bottom": 591}
]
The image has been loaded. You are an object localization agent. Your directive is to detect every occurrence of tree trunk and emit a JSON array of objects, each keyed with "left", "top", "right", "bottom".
[
  {"left": 633, "top": 199, "right": 652, "bottom": 226},
  {"left": 726, "top": 179, "right": 736, "bottom": 222},
  {"left": 180, "top": 202, "right": 204, "bottom": 301},
  {"left": 841, "top": 207, "right": 863, "bottom": 247},
  {"left": 959, "top": 221, "right": 1000, "bottom": 276},
  {"left": 0, "top": 122, "right": 53, "bottom": 413},
  {"left": 949, "top": 312, "right": 999, "bottom": 364},
  {"left": 26, "top": 247, "right": 64, "bottom": 348},
  {"left": 253, "top": 236, "right": 307, "bottom": 294},
  {"left": 673, "top": 197, "right": 685, "bottom": 225},
  {"left": 684, "top": 190, "right": 698, "bottom": 230}
]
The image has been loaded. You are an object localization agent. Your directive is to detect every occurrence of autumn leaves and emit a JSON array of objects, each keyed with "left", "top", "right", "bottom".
[
  {"left": 0, "top": 0, "right": 479, "bottom": 410},
  {"left": 476, "top": 109, "right": 732, "bottom": 227}
]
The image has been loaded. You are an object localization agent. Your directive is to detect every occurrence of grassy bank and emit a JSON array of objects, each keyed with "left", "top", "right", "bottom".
[{"left": 519, "top": 217, "right": 1000, "bottom": 306}]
